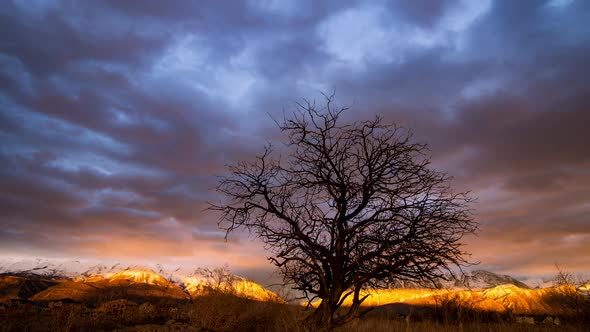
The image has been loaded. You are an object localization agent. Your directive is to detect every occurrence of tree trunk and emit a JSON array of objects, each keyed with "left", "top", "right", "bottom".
[{"left": 310, "top": 300, "right": 334, "bottom": 331}]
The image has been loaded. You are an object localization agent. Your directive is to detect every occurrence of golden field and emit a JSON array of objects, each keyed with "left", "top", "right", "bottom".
[
  {"left": 2, "top": 268, "right": 589, "bottom": 331},
  {"left": 332, "top": 283, "right": 589, "bottom": 316}
]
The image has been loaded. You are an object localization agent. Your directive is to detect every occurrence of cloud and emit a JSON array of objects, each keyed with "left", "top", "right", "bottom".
[{"left": 1, "top": 0, "right": 589, "bottom": 284}]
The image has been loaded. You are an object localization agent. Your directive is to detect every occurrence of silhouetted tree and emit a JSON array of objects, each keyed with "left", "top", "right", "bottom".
[
  {"left": 194, "top": 264, "right": 238, "bottom": 294},
  {"left": 211, "top": 94, "right": 477, "bottom": 329}
]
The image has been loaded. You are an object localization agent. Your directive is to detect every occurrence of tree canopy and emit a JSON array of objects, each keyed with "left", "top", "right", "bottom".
[{"left": 211, "top": 94, "right": 477, "bottom": 329}]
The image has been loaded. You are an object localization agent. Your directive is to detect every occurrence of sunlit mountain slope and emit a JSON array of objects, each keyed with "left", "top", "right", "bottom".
[
  {"left": 1, "top": 264, "right": 286, "bottom": 305},
  {"left": 107, "top": 266, "right": 173, "bottom": 287},
  {"left": 0, "top": 275, "right": 57, "bottom": 302},
  {"left": 330, "top": 284, "right": 588, "bottom": 315},
  {"left": 182, "top": 276, "right": 285, "bottom": 303},
  {"left": 30, "top": 267, "right": 189, "bottom": 303}
]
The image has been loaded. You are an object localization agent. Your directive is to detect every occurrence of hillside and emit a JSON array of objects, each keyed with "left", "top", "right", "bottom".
[
  {"left": 183, "top": 276, "right": 285, "bottom": 303},
  {"left": 327, "top": 283, "right": 589, "bottom": 316},
  {"left": 0, "top": 258, "right": 539, "bottom": 291},
  {"left": 0, "top": 275, "right": 57, "bottom": 301},
  {"left": 30, "top": 267, "right": 190, "bottom": 304},
  {"left": 1, "top": 265, "right": 284, "bottom": 306},
  {"left": 460, "top": 270, "right": 530, "bottom": 289},
  {"left": 388, "top": 270, "right": 532, "bottom": 290},
  {"left": 1, "top": 264, "right": 589, "bottom": 331},
  {"left": 3, "top": 258, "right": 587, "bottom": 317}
]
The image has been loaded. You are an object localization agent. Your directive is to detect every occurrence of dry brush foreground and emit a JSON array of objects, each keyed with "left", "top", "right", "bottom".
[{"left": 1, "top": 285, "right": 589, "bottom": 332}]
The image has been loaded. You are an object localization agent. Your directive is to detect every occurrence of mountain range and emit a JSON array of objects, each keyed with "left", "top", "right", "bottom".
[
  {"left": 0, "top": 258, "right": 573, "bottom": 307},
  {"left": 0, "top": 258, "right": 554, "bottom": 288},
  {"left": 0, "top": 259, "right": 284, "bottom": 305}
]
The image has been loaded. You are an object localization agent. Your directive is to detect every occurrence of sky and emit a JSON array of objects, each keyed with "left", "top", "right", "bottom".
[{"left": 1, "top": 0, "right": 589, "bottom": 284}]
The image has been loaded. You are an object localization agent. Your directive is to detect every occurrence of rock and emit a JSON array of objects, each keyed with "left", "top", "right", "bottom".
[
  {"left": 49, "top": 301, "right": 63, "bottom": 310},
  {"left": 114, "top": 322, "right": 201, "bottom": 331},
  {"left": 139, "top": 302, "right": 156, "bottom": 318},
  {"left": 99, "top": 299, "right": 138, "bottom": 314},
  {"left": 515, "top": 316, "right": 535, "bottom": 324},
  {"left": 542, "top": 316, "right": 553, "bottom": 324}
]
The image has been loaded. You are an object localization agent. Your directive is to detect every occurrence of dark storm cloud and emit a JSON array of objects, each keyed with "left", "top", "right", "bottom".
[
  {"left": 0, "top": 2, "right": 165, "bottom": 77},
  {"left": 0, "top": 0, "right": 589, "bottom": 277},
  {"left": 320, "top": 0, "right": 590, "bottom": 274}
]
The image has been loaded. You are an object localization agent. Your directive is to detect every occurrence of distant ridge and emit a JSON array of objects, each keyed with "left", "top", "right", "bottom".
[
  {"left": 460, "top": 270, "right": 531, "bottom": 289},
  {"left": 0, "top": 260, "right": 285, "bottom": 305},
  {"left": 0, "top": 275, "right": 57, "bottom": 302},
  {"left": 108, "top": 266, "right": 173, "bottom": 287},
  {"left": 30, "top": 267, "right": 189, "bottom": 303},
  {"left": 389, "top": 269, "right": 532, "bottom": 290},
  {"left": 333, "top": 283, "right": 588, "bottom": 315},
  {"left": 0, "top": 258, "right": 547, "bottom": 294}
]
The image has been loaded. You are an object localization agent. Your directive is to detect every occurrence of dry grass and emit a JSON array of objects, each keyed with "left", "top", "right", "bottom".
[
  {"left": 329, "top": 284, "right": 590, "bottom": 317},
  {"left": 187, "top": 293, "right": 305, "bottom": 331},
  {"left": 337, "top": 319, "right": 588, "bottom": 332},
  {"left": 1, "top": 288, "right": 589, "bottom": 332},
  {"left": 0, "top": 293, "right": 306, "bottom": 332}
]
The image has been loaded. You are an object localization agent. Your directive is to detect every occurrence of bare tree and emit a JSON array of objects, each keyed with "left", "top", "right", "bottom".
[
  {"left": 554, "top": 264, "right": 590, "bottom": 288},
  {"left": 194, "top": 265, "right": 238, "bottom": 294},
  {"left": 211, "top": 94, "right": 477, "bottom": 329}
]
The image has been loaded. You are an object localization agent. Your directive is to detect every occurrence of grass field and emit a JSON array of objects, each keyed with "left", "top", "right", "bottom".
[{"left": 1, "top": 286, "right": 589, "bottom": 332}]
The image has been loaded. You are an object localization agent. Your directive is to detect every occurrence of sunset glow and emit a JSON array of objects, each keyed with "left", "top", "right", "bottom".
[{"left": 1, "top": 0, "right": 589, "bottom": 288}]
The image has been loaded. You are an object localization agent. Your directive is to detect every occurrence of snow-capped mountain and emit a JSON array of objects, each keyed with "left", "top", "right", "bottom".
[
  {"left": 0, "top": 258, "right": 188, "bottom": 281},
  {"left": 519, "top": 277, "right": 556, "bottom": 289},
  {"left": 458, "top": 270, "right": 531, "bottom": 289},
  {"left": 0, "top": 258, "right": 562, "bottom": 302},
  {"left": 107, "top": 266, "right": 173, "bottom": 287},
  {"left": 28, "top": 267, "right": 190, "bottom": 303},
  {"left": 0, "top": 258, "right": 124, "bottom": 279},
  {"left": 387, "top": 270, "right": 536, "bottom": 289},
  {"left": 0, "top": 258, "right": 547, "bottom": 290},
  {"left": 0, "top": 258, "right": 285, "bottom": 303},
  {"left": 182, "top": 274, "right": 285, "bottom": 302},
  {"left": 0, "top": 258, "right": 84, "bottom": 278}
]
